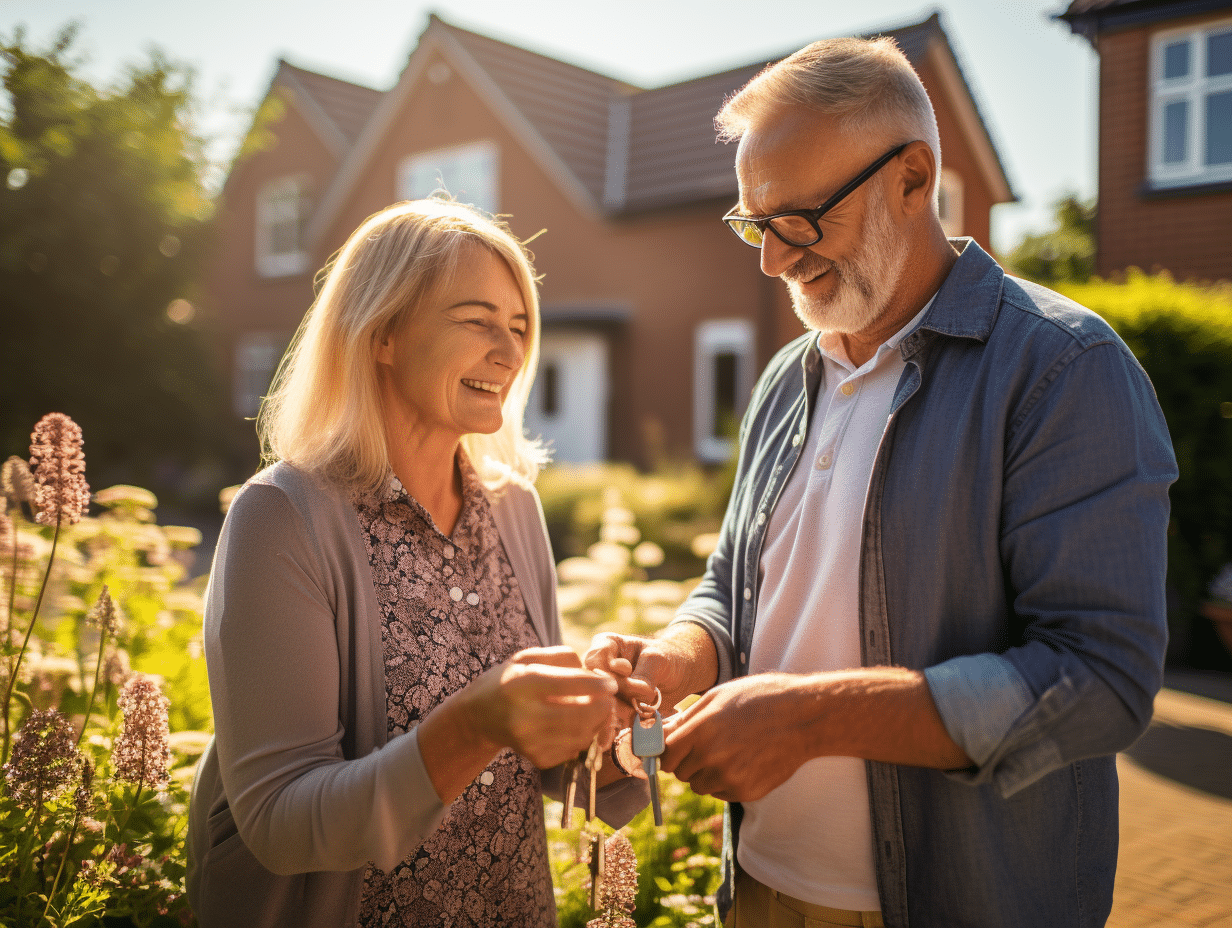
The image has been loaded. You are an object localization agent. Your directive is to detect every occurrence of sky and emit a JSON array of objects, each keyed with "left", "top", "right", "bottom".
[{"left": 2, "top": 0, "right": 1097, "bottom": 254}]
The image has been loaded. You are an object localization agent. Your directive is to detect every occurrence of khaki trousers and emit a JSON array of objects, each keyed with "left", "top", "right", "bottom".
[{"left": 730, "top": 867, "right": 884, "bottom": 928}]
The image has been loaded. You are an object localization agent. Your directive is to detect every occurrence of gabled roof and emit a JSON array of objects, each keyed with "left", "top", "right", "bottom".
[
  {"left": 278, "top": 62, "right": 384, "bottom": 151},
  {"left": 1059, "top": 0, "right": 1232, "bottom": 43},
  {"left": 299, "top": 11, "right": 1015, "bottom": 246}
]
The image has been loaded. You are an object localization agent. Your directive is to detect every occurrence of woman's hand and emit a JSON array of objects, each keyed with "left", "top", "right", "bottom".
[
  {"left": 418, "top": 646, "right": 618, "bottom": 802},
  {"left": 463, "top": 646, "right": 619, "bottom": 769}
]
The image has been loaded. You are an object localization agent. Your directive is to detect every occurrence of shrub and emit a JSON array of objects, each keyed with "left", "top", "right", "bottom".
[
  {"left": 2, "top": 414, "right": 209, "bottom": 926},
  {"left": 1057, "top": 271, "right": 1232, "bottom": 665}
]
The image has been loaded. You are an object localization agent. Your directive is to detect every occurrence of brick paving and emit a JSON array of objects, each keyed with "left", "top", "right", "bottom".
[{"left": 1110, "top": 674, "right": 1232, "bottom": 927}]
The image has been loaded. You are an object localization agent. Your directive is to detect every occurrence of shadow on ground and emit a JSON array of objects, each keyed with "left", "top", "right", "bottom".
[{"left": 1124, "top": 720, "right": 1232, "bottom": 800}]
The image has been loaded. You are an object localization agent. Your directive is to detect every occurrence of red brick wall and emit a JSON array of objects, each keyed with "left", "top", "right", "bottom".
[{"left": 1096, "top": 17, "right": 1232, "bottom": 283}]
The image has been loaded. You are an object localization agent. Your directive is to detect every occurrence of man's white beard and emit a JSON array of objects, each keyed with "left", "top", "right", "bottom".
[{"left": 783, "top": 184, "right": 908, "bottom": 336}]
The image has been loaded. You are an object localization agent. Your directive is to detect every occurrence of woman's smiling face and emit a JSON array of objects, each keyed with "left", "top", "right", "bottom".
[{"left": 376, "top": 244, "right": 529, "bottom": 446}]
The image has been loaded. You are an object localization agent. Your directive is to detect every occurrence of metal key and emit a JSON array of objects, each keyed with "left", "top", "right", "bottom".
[
  {"left": 584, "top": 735, "right": 603, "bottom": 822},
  {"left": 586, "top": 829, "right": 605, "bottom": 909},
  {"left": 559, "top": 751, "right": 583, "bottom": 828},
  {"left": 631, "top": 708, "right": 664, "bottom": 826}
]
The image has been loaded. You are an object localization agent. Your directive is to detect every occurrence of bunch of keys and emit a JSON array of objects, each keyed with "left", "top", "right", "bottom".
[
  {"left": 631, "top": 688, "right": 664, "bottom": 827},
  {"left": 559, "top": 734, "right": 608, "bottom": 908}
]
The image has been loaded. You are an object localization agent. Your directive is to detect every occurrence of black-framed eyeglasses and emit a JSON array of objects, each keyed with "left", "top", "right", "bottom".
[{"left": 722, "top": 142, "right": 911, "bottom": 249}]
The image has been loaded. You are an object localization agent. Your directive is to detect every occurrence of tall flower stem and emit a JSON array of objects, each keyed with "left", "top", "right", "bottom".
[
  {"left": 41, "top": 813, "right": 81, "bottom": 924},
  {"left": 77, "top": 608, "right": 110, "bottom": 747},
  {"left": 1, "top": 515, "right": 61, "bottom": 762}
]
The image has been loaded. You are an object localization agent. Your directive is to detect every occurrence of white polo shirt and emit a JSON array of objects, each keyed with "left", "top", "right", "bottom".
[{"left": 737, "top": 301, "right": 931, "bottom": 912}]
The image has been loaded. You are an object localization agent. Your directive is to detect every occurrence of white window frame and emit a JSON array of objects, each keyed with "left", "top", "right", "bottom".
[
  {"left": 397, "top": 141, "right": 499, "bottom": 214},
  {"left": 937, "top": 168, "right": 965, "bottom": 238},
  {"left": 694, "top": 319, "right": 755, "bottom": 464},
  {"left": 1148, "top": 17, "right": 1232, "bottom": 189},
  {"left": 233, "top": 331, "right": 286, "bottom": 419},
  {"left": 255, "top": 175, "right": 311, "bottom": 277}
]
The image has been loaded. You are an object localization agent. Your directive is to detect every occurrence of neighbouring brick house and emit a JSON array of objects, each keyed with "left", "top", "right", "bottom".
[
  {"left": 205, "top": 12, "right": 1014, "bottom": 469},
  {"left": 1060, "top": 0, "right": 1232, "bottom": 282}
]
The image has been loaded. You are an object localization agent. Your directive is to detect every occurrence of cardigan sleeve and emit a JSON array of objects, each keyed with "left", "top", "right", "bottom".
[{"left": 203, "top": 480, "right": 447, "bottom": 875}]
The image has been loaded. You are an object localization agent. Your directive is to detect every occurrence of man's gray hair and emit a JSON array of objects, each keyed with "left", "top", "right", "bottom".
[{"left": 716, "top": 36, "right": 942, "bottom": 181}]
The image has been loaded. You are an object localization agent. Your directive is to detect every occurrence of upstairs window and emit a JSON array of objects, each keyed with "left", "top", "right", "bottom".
[
  {"left": 255, "top": 176, "right": 311, "bottom": 277},
  {"left": 1150, "top": 18, "right": 1232, "bottom": 188},
  {"left": 694, "top": 320, "right": 755, "bottom": 464},
  {"left": 398, "top": 141, "right": 499, "bottom": 214}
]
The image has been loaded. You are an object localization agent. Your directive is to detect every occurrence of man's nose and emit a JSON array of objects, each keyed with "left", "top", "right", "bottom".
[{"left": 759, "top": 232, "right": 804, "bottom": 278}]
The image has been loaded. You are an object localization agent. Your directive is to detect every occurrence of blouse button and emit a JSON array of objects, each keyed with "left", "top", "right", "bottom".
[
  {"left": 450, "top": 587, "right": 463, "bottom": 601},
  {"left": 480, "top": 771, "right": 494, "bottom": 786},
  {"left": 443, "top": 546, "right": 455, "bottom": 559},
  {"left": 466, "top": 592, "right": 480, "bottom": 606}
]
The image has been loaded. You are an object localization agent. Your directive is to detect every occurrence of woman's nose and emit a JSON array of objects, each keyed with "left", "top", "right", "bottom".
[{"left": 491, "top": 326, "right": 525, "bottom": 372}]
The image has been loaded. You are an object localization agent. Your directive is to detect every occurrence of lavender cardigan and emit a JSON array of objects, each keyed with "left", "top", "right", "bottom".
[{"left": 187, "top": 462, "right": 646, "bottom": 928}]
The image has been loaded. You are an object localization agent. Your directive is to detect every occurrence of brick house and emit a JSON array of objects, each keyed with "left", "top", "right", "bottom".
[
  {"left": 205, "top": 13, "right": 1014, "bottom": 470},
  {"left": 1060, "top": 0, "right": 1232, "bottom": 282}
]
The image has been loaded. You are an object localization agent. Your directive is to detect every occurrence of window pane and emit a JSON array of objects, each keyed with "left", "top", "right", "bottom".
[
  {"left": 1208, "top": 30, "right": 1232, "bottom": 77},
  {"left": 1164, "top": 40, "right": 1191, "bottom": 79},
  {"left": 541, "top": 363, "right": 559, "bottom": 417},
  {"left": 1163, "top": 100, "right": 1189, "bottom": 163},
  {"left": 712, "top": 352, "right": 738, "bottom": 436},
  {"left": 1206, "top": 90, "right": 1232, "bottom": 165}
]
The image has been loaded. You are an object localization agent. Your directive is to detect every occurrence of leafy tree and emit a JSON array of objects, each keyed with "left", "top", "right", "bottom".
[
  {"left": 1006, "top": 195, "right": 1096, "bottom": 285},
  {"left": 0, "top": 25, "right": 231, "bottom": 507}
]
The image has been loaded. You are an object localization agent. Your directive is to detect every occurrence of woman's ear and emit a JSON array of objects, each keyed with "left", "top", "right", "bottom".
[
  {"left": 374, "top": 332, "right": 394, "bottom": 366},
  {"left": 897, "top": 141, "right": 935, "bottom": 216}
]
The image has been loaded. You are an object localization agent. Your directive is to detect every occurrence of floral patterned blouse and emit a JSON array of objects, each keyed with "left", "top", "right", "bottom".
[{"left": 353, "top": 456, "right": 555, "bottom": 927}]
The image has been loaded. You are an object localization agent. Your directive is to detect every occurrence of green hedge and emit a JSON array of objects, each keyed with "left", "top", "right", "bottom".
[{"left": 1056, "top": 271, "right": 1232, "bottom": 665}]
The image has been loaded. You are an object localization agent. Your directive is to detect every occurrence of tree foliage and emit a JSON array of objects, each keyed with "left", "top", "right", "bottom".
[
  {"left": 1006, "top": 195, "right": 1096, "bottom": 285},
  {"left": 0, "top": 26, "right": 229, "bottom": 507}
]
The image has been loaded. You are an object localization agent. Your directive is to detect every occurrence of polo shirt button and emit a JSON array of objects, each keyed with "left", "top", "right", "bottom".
[
  {"left": 739, "top": 651, "right": 747, "bottom": 664},
  {"left": 792, "top": 434, "right": 802, "bottom": 447},
  {"left": 756, "top": 511, "right": 766, "bottom": 525},
  {"left": 841, "top": 382, "right": 855, "bottom": 396},
  {"left": 743, "top": 587, "right": 752, "bottom": 600}
]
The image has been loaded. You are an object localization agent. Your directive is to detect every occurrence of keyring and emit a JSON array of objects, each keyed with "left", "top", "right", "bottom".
[{"left": 632, "top": 686, "right": 662, "bottom": 715}]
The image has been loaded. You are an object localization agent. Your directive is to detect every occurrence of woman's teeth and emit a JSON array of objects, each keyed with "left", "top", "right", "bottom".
[{"left": 462, "top": 378, "right": 501, "bottom": 394}]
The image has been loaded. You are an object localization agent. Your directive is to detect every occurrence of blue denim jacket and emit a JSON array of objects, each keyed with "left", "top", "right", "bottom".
[{"left": 675, "top": 240, "right": 1177, "bottom": 928}]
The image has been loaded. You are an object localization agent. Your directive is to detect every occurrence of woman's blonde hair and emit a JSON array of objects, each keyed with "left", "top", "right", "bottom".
[{"left": 258, "top": 198, "right": 549, "bottom": 494}]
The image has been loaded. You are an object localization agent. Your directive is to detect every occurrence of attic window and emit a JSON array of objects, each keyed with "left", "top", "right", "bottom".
[
  {"left": 399, "top": 141, "right": 499, "bottom": 214},
  {"left": 1149, "top": 18, "right": 1232, "bottom": 189},
  {"left": 256, "top": 176, "right": 311, "bottom": 277}
]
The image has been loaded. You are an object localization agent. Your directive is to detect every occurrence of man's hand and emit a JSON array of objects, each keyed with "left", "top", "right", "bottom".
[
  {"left": 659, "top": 673, "right": 816, "bottom": 802},
  {"left": 584, "top": 623, "right": 719, "bottom": 726},
  {"left": 658, "top": 667, "right": 973, "bottom": 803}
]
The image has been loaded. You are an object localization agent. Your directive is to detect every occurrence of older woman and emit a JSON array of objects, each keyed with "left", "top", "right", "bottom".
[{"left": 187, "top": 200, "right": 646, "bottom": 928}]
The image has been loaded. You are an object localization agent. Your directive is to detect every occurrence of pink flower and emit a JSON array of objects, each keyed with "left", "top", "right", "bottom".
[
  {"left": 29, "top": 413, "right": 90, "bottom": 526},
  {"left": 112, "top": 675, "right": 171, "bottom": 788},
  {"left": 86, "top": 585, "right": 118, "bottom": 637},
  {"left": 1, "top": 456, "right": 36, "bottom": 506},
  {"left": 2, "top": 709, "right": 82, "bottom": 808}
]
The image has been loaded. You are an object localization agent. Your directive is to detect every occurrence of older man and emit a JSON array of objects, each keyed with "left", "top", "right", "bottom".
[{"left": 589, "top": 36, "right": 1176, "bottom": 928}]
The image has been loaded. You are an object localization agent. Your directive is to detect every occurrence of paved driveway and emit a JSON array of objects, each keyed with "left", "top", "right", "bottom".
[{"left": 1111, "top": 675, "right": 1232, "bottom": 927}]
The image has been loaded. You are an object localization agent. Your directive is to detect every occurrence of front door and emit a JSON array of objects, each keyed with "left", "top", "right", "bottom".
[{"left": 524, "top": 331, "right": 608, "bottom": 463}]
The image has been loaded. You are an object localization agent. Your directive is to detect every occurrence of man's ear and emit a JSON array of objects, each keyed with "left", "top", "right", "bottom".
[{"left": 897, "top": 141, "right": 935, "bottom": 216}]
